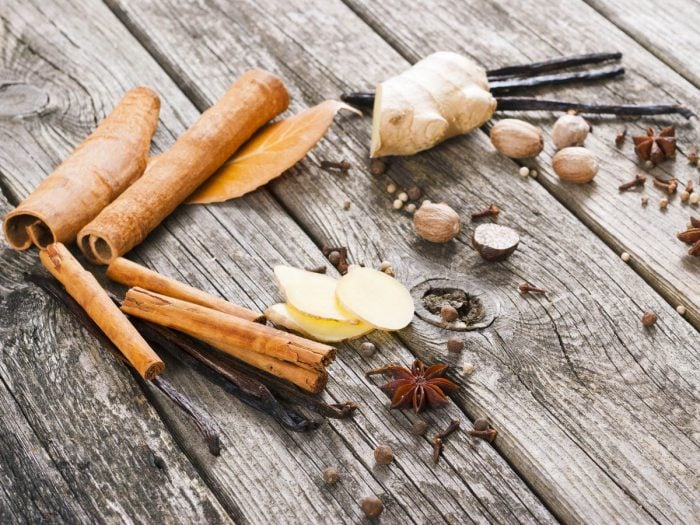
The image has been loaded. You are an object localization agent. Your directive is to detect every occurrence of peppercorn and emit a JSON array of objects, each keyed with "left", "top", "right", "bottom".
[
  {"left": 659, "top": 198, "right": 669, "bottom": 209},
  {"left": 405, "top": 203, "right": 416, "bottom": 214},
  {"left": 440, "top": 304, "right": 459, "bottom": 322},
  {"left": 359, "top": 342, "right": 376, "bottom": 357},
  {"left": 676, "top": 305, "right": 686, "bottom": 315},
  {"left": 462, "top": 362, "right": 475, "bottom": 375},
  {"left": 641, "top": 311, "right": 657, "bottom": 327},
  {"left": 690, "top": 193, "right": 700, "bottom": 205},
  {"left": 518, "top": 166, "right": 529, "bottom": 177},
  {"left": 370, "top": 158, "right": 387, "bottom": 176},
  {"left": 323, "top": 467, "right": 339, "bottom": 485},
  {"left": 411, "top": 419, "right": 428, "bottom": 435},
  {"left": 641, "top": 194, "right": 649, "bottom": 206},
  {"left": 328, "top": 251, "right": 341, "bottom": 265},
  {"left": 529, "top": 169, "right": 538, "bottom": 178},
  {"left": 407, "top": 186, "right": 422, "bottom": 201},
  {"left": 392, "top": 199, "right": 403, "bottom": 210},
  {"left": 378, "top": 260, "right": 392, "bottom": 271},
  {"left": 473, "top": 417, "right": 490, "bottom": 431},
  {"left": 447, "top": 337, "right": 464, "bottom": 353},
  {"left": 374, "top": 445, "right": 393, "bottom": 465},
  {"left": 343, "top": 200, "right": 351, "bottom": 210},
  {"left": 360, "top": 496, "right": 384, "bottom": 518},
  {"left": 620, "top": 252, "right": 631, "bottom": 262},
  {"left": 387, "top": 183, "right": 397, "bottom": 194},
  {"left": 398, "top": 192, "right": 409, "bottom": 202}
]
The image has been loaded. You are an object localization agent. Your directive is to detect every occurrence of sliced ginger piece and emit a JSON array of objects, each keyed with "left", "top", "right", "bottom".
[
  {"left": 335, "top": 267, "right": 414, "bottom": 330},
  {"left": 273, "top": 265, "right": 357, "bottom": 322},
  {"left": 265, "top": 303, "right": 373, "bottom": 342}
]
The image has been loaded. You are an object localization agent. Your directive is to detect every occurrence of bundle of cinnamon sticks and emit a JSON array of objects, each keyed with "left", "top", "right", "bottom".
[{"left": 4, "top": 69, "right": 339, "bottom": 393}]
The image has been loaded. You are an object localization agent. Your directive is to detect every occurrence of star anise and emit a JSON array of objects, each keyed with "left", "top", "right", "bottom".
[
  {"left": 366, "top": 359, "right": 459, "bottom": 414},
  {"left": 633, "top": 127, "right": 676, "bottom": 165}
]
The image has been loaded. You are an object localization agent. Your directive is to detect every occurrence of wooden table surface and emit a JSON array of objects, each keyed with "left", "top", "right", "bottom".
[{"left": 1, "top": 1, "right": 698, "bottom": 523}]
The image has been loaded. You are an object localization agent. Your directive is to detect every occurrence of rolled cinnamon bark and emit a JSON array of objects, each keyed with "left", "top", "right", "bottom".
[
  {"left": 121, "top": 288, "right": 331, "bottom": 393},
  {"left": 121, "top": 287, "right": 335, "bottom": 370},
  {"left": 39, "top": 243, "right": 164, "bottom": 380},
  {"left": 106, "top": 257, "right": 264, "bottom": 323},
  {"left": 3, "top": 87, "right": 160, "bottom": 250},
  {"left": 78, "top": 70, "right": 290, "bottom": 264}
]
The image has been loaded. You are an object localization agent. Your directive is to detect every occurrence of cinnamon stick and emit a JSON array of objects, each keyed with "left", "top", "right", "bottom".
[
  {"left": 39, "top": 243, "right": 164, "bottom": 380},
  {"left": 106, "top": 257, "right": 264, "bottom": 323},
  {"left": 121, "top": 288, "right": 331, "bottom": 393},
  {"left": 78, "top": 70, "right": 289, "bottom": 264},
  {"left": 3, "top": 87, "right": 160, "bottom": 250}
]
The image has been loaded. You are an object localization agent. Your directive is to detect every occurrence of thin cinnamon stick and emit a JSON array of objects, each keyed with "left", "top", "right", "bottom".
[
  {"left": 106, "top": 257, "right": 264, "bottom": 323},
  {"left": 39, "top": 243, "right": 164, "bottom": 380},
  {"left": 78, "top": 70, "right": 289, "bottom": 264},
  {"left": 121, "top": 288, "right": 331, "bottom": 393},
  {"left": 3, "top": 87, "right": 160, "bottom": 250}
]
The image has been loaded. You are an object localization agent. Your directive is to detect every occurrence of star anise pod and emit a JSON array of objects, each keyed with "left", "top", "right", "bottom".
[
  {"left": 633, "top": 127, "right": 676, "bottom": 165},
  {"left": 366, "top": 359, "right": 459, "bottom": 414}
]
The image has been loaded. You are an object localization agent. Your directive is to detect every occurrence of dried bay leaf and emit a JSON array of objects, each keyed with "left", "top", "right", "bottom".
[{"left": 188, "top": 100, "right": 361, "bottom": 204}]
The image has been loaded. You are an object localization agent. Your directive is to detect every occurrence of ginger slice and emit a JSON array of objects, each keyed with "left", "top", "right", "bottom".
[{"left": 266, "top": 303, "right": 373, "bottom": 343}]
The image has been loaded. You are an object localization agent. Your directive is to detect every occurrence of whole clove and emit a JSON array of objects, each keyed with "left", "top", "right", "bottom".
[
  {"left": 518, "top": 282, "right": 546, "bottom": 295},
  {"left": 432, "top": 419, "right": 461, "bottom": 464},
  {"left": 688, "top": 145, "right": 698, "bottom": 166},
  {"left": 618, "top": 174, "right": 646, "bottom": 192},
  {"left": 680, "top": 180, "right": 694, "bottom": 203},
  {"left": 653, "top": 177, "right": 678, "bottom": 195},
  {"left": 320, "top": 159, "right": 351, "bottom": 172},
  {"left": 615, "top": 127, "right": 627, "bottom": 147},
  {"left": 471, "top": 204, "right": 500, "bottom": 220}
]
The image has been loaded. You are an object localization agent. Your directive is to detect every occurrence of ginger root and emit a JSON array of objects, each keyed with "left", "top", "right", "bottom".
[{"left": 371, "top": 52, "right": 496, "bottom": 157}]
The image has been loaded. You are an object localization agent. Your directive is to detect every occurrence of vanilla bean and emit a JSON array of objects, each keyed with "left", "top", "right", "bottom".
[
  {"left": 25, "top": 270, "right": 222, "bottom": 454},
  {"left": 340, "top": 92, "right": 375, "bottom": 109},
  {"left": 152, "top": 376, "right": 221, "bottom": 455},
  {"left": 490, "top": 66, "right": 624, "bottom": 93},
  {"left": 495, "top": 97, "right": 695, "bottom": 119},
  {"left": 486, "top": 51, "right": 622, "bottom": 79}
]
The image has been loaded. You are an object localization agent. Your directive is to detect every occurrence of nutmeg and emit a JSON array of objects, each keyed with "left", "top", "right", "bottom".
[
  {"left": 413, "top": 201, "right": 460, "bottom": 243},
  {"left": 552, "top": 147, "right": 598, "bottom": 184},
  {"left": 490, "top": 119, "right": 544, "bottom": 159},
  {"left": 552, "top": 114, "right": 589, "bottom": 149}
]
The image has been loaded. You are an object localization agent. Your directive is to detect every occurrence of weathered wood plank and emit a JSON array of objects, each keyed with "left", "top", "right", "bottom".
[
  {"left": 0, "top": 0, "right": 553, "bottom": 523},
  {"left": 345, "top": 0, "right": 700, "bottom": 329},
  {"left": 104, "top": 0, "right": 700, "bottom": 523},
  {"left": 585, "top": 0, "right": 700, "bottom": 88}
]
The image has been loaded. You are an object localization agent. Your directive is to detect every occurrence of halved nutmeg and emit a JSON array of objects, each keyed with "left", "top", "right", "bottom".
[
  {"left": 552, "top": 147, "right": 598, "bottom": 184},
  {"left": 490, "top": 119, "right": 544, "bottom": 159}
]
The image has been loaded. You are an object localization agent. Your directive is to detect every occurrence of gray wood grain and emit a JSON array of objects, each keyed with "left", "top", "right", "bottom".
[
  {"left": 585, "top": 0, "right": 700, "bottom": 88},
  {"left": 104, "top": 0, "right": 700, "bottom": 523},
  {"left": 344, "top": 0, "right": 700, "bottom": 330},
  {"left": 0, "top": 0, "right": 553, "bottom": 523}
]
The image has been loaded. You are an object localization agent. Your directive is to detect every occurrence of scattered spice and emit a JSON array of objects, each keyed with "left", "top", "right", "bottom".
[
  {"left": 519, "top": 166, "right": 530, "bottom": 177},
  {"left": 653, "top": 177, "right": 678, "bottom": 195},
  {"left": 366, "top": 359, "right": 459, "bottom": 414},
  {"left": 641, "top": 194, "right": 649, "bottom": 206},
  {"left": 370, "top": 158, "right": 387, "bottom": 175},
  {"left": 405, "top": 203, "right": 416, "bottom": 214},
  {"left": 615, "top": 127, "right": 627, "bottom": 147},
  {"left": 690, "top": 193, "right": 700, "bottom": 205},
  {"left": 412, "top": 419, "right": 429, "bottom": 435},
  {"left": 398, "top": 192, "right": 409, "bottom": 203},
  {"left": 680, "top": 180, "right": 693, "bottom": 203},
  {"left": 440, "top": 304, "right": 459, "bottom": 322},
  {"left": 471, "top": 204, "right": 500, "bottom": 220},
  {"left": 343, "top": 200, "right": 351, "bottom": 210},
  {"left": 320, "top": 159, "right": 351, "bottom": 172},
  {"left": 621, "top": 252, "right": 631, "bottom": 262},
  {"left": 462, "top": 362, "right": 476, "bottom": 375},
  {"left": 472, "top": 223, "right": 520, "bottom": 261},
  {"left": 641, "top": 311, "right": 657, "bottom": 327},
  {"left": 322, "top": 245, "right": 349, "bottom": 274},
  {"left": 374, "top": 444, "right": 394, "bottom": 465},
  {"left": 359, "top": 342, "right": 376, "bottom": 357},
  {"left": 530, "top": 169, "right": 538, "bottom": 178},
  {"left": 676, "top": 305, "right": 687, "bottom": 315},
  {"left": 392, "top": 199, "right": 403, "bottom": 210},
  {"left": 633, "top": 127, "right": 676, "bottom": 164},
  {"left": 387, "top": 183, "right": 397, "bottom": 194},
  {"left": 518, "top": 282, "right": 546, "bottom": 295},
  {"left": 447, "top": 337, "right": 464, "bottom": 353},
  {"left": 688, "top": 145, "right": 698, "bottom": 166},
  {"left": 323, "top": 467, "right": 340, "bottom": 485},
  {"left": 360, "top": 496, "right": 383, "bottom": 519},
  {"left": 659, "top": 198, "right": 669, "bottom": 210},
  {"left": 432, "top": 419, "right": 461, "bottom": 464},
  {"left": 414, "top": 201, "right": 460, "bottom": 243},
  {"left": 407, "top": 186, "right": 422, "bottom": 201},
  {"left": 618, "top": 174, "right": 646, "bottom": 192}
]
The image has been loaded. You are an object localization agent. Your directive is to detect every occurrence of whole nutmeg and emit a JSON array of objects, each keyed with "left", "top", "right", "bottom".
[
  {"left": 323, "top": 467, "right": 339, "bottom": 485},
  {"left": 642, "top": 311, "right": 657, "bottom": 327},
  {"left": 552, "top": 114, "right": 589, "bottom": 149},
  {"left": 490, "top": 118, "right": 544, "bottom": 159},
  {"left": 360, "top": 496, "right": 384, "bottom": 518},
  {"left": 374, "top": 444, "right": 394, "bottom": 465},
  {"left": 413, "top": 201, "right": 460, "bottom": 243},
  {"left": 552, "top": 147, "right": 598, "bottom": 184}
]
